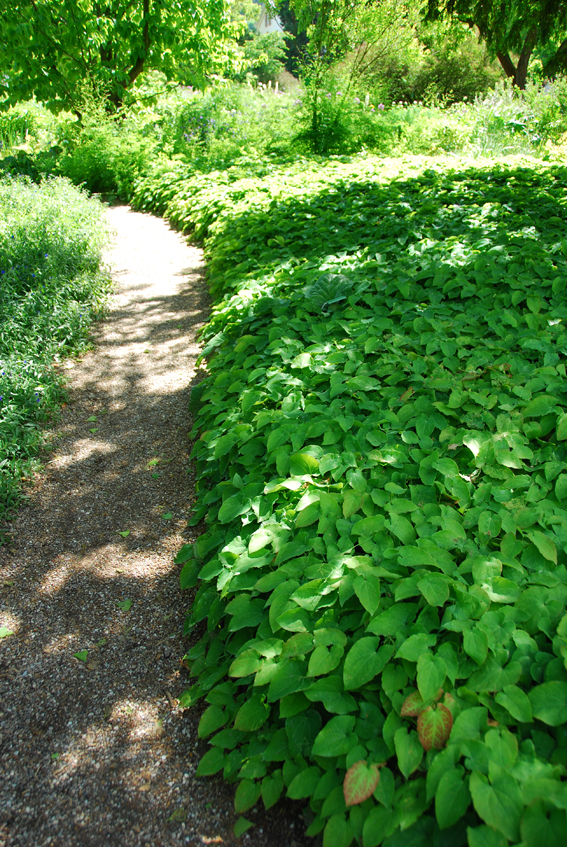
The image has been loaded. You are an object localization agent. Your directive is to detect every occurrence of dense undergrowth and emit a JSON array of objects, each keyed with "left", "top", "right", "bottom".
[
  {"left": 134, "top": 157, "right": 567, "bottom": 846},
  {"left": 3, "top": 76, "right": 567, "bottom": 200},
  {"left": 0, "top": 177, "right": 110, "bottom": 515}
]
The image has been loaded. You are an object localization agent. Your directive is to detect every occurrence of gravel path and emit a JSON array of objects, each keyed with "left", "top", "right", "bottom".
[{"left": 0, "top": 207, "right": 308, "bottom": 847}]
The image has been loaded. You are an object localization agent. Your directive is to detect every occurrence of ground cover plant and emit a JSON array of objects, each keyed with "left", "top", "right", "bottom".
[
  {"left": 0, "top": 176, "right": 110, "bottom": 514},
  {"left": 138, "top": 156, "right": 567, "bottom": 846}
]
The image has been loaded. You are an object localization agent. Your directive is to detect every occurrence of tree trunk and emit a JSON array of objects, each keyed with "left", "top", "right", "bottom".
[
  {"left": 127, "top": 0, "right": 150, "bottom": 86},
  {"left": 515, "top": 27, "right": 537, "bottom": 89},
  {"left": 497, "top": 51, "right": 516, "bottom": 80}
]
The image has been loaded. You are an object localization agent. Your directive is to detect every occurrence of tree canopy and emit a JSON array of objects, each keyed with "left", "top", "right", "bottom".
[
  {"left": 0, "top": 0, "right": 236, "bottom": 112},
  {"left": 427, "top": 0, "right": 567, "bottom": 88}
]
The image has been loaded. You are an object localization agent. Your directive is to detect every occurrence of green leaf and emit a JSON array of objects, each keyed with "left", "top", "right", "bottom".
[
  {"left": 395, "top": 632, "right": 436, "bottom": 662},
  {"left": 307, "top": 644, "right": 344, "bottom": 677},
  {"left": 296, "top": 501, "right": 320, "bottom": 527},
  {"left": 463, "top": 628, "right": 489, "bottom": 666},
  {"left": 387, "top": 514, "right": 416, "bottom": 544},
  {"left": 233, "top": 817, "right": 254, "bottom": 837},
  {"left": 116, "top": 598, "right": 132, "bottom": 611},
  {"left": 287, "top": 766, "right": 321, "bottom": 799},
  {"left": 521, "top": 798, "right": 567, "bottom": 847},
  {"left": 556, "top": 474, "right": 567, "bottom": 500},
  {"left": 323, "top": 813, "right": 353, "bottom": 847},
  {"left": 180, "top": 560, "right": 200, "bottom": 590},
  {"left": 343, "top": 760, "right": 380, "bottom": 806},
  {"left": 162, "top": 512, "right": 173, "bottom": 520},
  {"left": 289, "top": 452, "right": 319, "bottom": 475},
  {"left": 235, "top": 779, "right": 261, "bottom": 813},
  {"left": 312, "top": 715, "right": 356, "bottom": 757},
  {"left": 522, "top": 394, "right": 559, "bottom": 417},
  {"left": 416, "top": 653, "right": 446, "bottom": 701},
  {"left": 0, "top": 625, "right": 14, "bottom": 638},
  {"left": 417, "top": 574, "right": 449, "bottom": 607},
  {"left": 394, "top": 727, "right": 423, "bottom": 777},
  {"left": 435, "top": 767, "right": 470, "bottom": 829},
  {"left": 494, "top": 684, "right": 533, "bottom": 722},
  {"left": 218, "top": 494, "right": 248, "bottom": 524},
  {"left": 73, "top": 650, "right": 88, "bottom": 662},
  {"left": 529, "top": 681, "right": 567, "bottom": 725},
  {"left": 198, "top": 705, "right": 228, "bottom": 739},
  {"left": 118, "top": 530, "right": 130, "bottom": 537},
  {"left": 353, "top": 573, "right": 381, "bottom": 615},
  {"left": 196, "top": 747, "right": 225, "bottom": 776},
  {"left": 261, "top": 771, "right": 284, "bottom": 810},
  {"left": 234, "top": 694, "right": 270, "bottom": 731},
  {"left": 362, "top": 804, "right": 396, "bottom": 847},
  {"left": 466, "top": 825, "right": 507, "bottom": 847},
  {"left": 557, "top": 414, "right": 567, "bottom": 440},
  {"left": 175, "top": 544, "right": 194, "bottom": 565},
  {"left": 229, "top": 649, "right": 264, "bottom": 678},
  {"left": 469, "top": 769, "right": 522, "bottom": 842},
  {"left": 343, "top": 639, "right": 392, "bottom": 690},
  {"left": 527, "top": 530, "right": 557, "bottom": 564}
]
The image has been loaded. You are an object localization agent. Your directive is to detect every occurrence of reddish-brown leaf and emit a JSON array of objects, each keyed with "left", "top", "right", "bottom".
[
  {"left": 343, "top": 760, "right": 380, "bottom": 806},
  {"left": 401, "top": 690, "right": 425, "bottom": 718},
  {"left": 417, "top": 704, "right": 453, "bottom": 751}
]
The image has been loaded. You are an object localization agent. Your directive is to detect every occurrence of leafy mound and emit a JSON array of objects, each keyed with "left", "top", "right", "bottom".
[
  {"left": 0, "top": 176, "right": 110, "bottom": 514},
  {"left": 164, "top": 159, "right": 567, "bottom": 847}
]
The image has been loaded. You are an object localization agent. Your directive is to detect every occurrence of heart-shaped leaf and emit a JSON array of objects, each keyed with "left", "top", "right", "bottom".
[
  {"left": 74, "top": 650, "right": 88, "bottom": 662},
  {"left": 343, "top": 760, "right": 380, "bottom": 806},
  {"left": 401, "top": 690, "right": 425, "bottom": 717},
  {"left": 417, "top": 704, "right": 453, "bottom": 751}
]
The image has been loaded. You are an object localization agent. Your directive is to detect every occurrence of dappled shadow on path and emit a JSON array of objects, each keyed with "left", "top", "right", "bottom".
[{"left": 0, "top": 208, "right": 309, "bottom": 847}]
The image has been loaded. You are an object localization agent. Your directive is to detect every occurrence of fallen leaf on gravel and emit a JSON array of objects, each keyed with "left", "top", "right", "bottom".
[
  {"left": 168, "top": 809, "right": 187, "bottom": 822},
  {"left": 148, "top": 458, "right": 160, "bottom": 467},
  {"left": 51, "top": 753, "right": 60, "bottom": 760},
  {"left": 89, "top": 428, "right": 99, "bottom": 433},
  {"left": 234, "top": 817, "right": 253, "bottom": 837},
  {"left": 73, "top": 650, "right": 88, "bottom": 662},
  {"left": 87, "top": 415, "right": 97, "bottom": 422},
  {"left": 118, "top": 530, "right": 130, "bottom": 537},
  {"left": 116, "top": 598, "right": 132, "bottom": 611},
  {"left": 151, "top": 473, "right": 160, "bottom": 479},
  {"left": 3, "top": 580, "right": 14, "bottom": 587},
  {"left": 0, "top": 626, "right": 14, "bottom": 638},
  {"left": 97, "top": 638, "right": 107, "bottom": 646},
  {"left": 162, "top": 512, "right": 173, "bottom": 520}
]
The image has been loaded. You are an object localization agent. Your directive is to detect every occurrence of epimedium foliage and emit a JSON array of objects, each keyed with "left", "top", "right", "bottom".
[{"left": 137, "top": 157, "right": 567, "bottom": 846}]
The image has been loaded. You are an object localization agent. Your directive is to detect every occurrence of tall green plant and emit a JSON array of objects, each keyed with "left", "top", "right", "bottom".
[{"left": 284, "top": 0, "right": 415, "bottom": 152}]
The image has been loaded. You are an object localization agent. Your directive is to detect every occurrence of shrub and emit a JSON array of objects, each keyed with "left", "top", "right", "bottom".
[{"left": 55, "top": 99, "right": 156, "bottom": 199}]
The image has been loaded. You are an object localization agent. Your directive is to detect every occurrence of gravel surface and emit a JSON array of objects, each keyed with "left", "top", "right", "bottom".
[{"left": 0, "top": 206, "right": 309, "bottom": 847}]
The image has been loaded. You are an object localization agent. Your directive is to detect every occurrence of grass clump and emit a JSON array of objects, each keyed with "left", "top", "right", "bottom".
[
  {"left": 154, "top": 157, "right": 567, "bottom": 845},
  {"left": 0, "top": 176, "right": 111, "bottom": 515}
]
